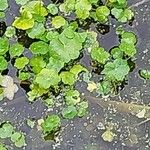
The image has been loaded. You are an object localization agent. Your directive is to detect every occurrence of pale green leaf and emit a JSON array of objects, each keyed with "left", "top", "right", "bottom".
[{"left": 14, "top": 57, "right": 29, "bottom": 69}]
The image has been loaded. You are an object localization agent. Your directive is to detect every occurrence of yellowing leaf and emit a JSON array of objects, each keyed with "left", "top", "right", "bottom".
[
  {"left": 101, "top": 130, "right": 115, "bottom": 142},
  {"left": 13, "top": 10, "right": 34, "bottom": 30},
  {"left": 87, "top": 82, "right": 97, "bottom": 92}
]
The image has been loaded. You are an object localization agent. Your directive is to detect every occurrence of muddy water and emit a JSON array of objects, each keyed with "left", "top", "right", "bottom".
[{"left": 0, "top": 0, "right": 150, "bottom": 150}]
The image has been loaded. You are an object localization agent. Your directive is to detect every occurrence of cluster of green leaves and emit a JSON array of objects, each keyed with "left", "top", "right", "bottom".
[
  {"left": 0, "top": 122, "right": 26, "bottom": 148},
  {"left": 60, "top": 0, "right": 133, "bottom": 23},
  {"left": 24, "top": 26, "right": 87, "bottom": 102},
  {"left": 41, "top": 115, "right": 61, "bottom": 135},
  {"left": 104, "top": 0, "right": 134, "bottom": 23},
  {"left": 13, "top": 1, "right": 48, "bottom": 30},
  {"left": 0, "top": 0, "right": 139, "bottom": 142},
  {"left": 90, "top": 29, "right": 137, "bottom": 95},
  {"left": 62, "top": 89, "right": 88, "bottom": 119},
  {"left": 0, "top": 36, "right": 26, "bottom": 72}
]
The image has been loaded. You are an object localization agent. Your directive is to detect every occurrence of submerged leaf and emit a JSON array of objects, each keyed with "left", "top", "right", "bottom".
[
  {"left": 65, "top": 90, "right": 80, "bottom": 105},
  {"left": 139, "top": 70, "right": 150, "bottom": 80},
  {"left": 62, "top": 105, "right": 78, "bottom": 119}
]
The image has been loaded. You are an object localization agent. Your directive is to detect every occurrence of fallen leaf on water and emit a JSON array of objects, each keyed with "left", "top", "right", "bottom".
[
  {"left": 1, "top": 75, "right": 18, "bottom": 100},
  {"left": 101, "top": 130, "right": 116, "bottom": 142},
  {"left": 87, "top": 81, "right": 97, "bottom": 92}
]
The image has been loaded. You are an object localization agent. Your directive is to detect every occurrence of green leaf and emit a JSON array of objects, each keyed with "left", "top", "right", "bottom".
[
  {"left": 14, "top": 57, "right": 29, "bottom": 70},
  {"left": 121, "top": 31, "right": 137, "bottom": 44},
  {"left": 139, "top": 70, "right": 150, "bottom": 80},
  {"left": 61, "top": 0, "right": 76, "bottom": 12},
  {"left": 18, "top": 71, "right": 30, "bottom": 81},
  {"left": 70, "top": 64, "right": 87, "bottom": 77},
  {"left": 47, "top": 4, "right": 58, "bottom": 15},
  {"left": 30, "top": 41, "right": 49, "bottom": 55},
  {"left": 0, "top": 12, "right": 5, "bottom": 19},
  {"left": 44, "top": 98, "right": 54, "bottom": 108},
  {"left": 111, "top": 7, "right": 123, "bottom": 19},
  {"left": 89, "top": 0, "right": 98, "bottom": 4},
  {"left": 14, "top": 135, "right": 26, "bottom": 148},
  {"left": 46, "top": 56, "right": 64, "bottom": 72},
  {"left": 102, "top": 58, "right": 130, "bottom": 82},
  {"left": 26, "top": 119, "right": 35, "bottom": 128},
  {"left": 27, "top": 22, "right": 45, "bottom": 39},
  {"left": 65, "top": 90, "right": 80, "bottom": 105},
  {"left": 0, "top": 88, "right": 4, "bottom": 101},
  {"left": 108, "top": 0, "right": 127, "bottom": 8},
  {"left": 0, "top": 37, "right": 9, "bottom": 55},
  {"left": 5, "top": 26, "right": 16, "bottom": 38},
  {"left": 30, "top": 56, "right": 46, "bottom": 74},
  {"left": 111, "top": 47, "right": 123, "bottom": 59},
  {"left": 75, "top": 9, "right": 90, "bottom": 20},
  {"left": 75, "top": 0, "right": 92, "bottom": 19},
  {"left": 77, "top": 101, "right": 88, "bottom": 117},
  {"left": 0, "top": 123, "right": 14, "bottom": 139},
  {"left": 9, "top": 43, "right": 24, "bottom": 57},
  {"left": 96, "top": 6, "right": 110, "bottom": 22},
  {"left": 0, "top": 144, "right": 7, "bottom": 150},
  {"left": 49, "top": 28, "right": 86, "bottom": 64},
  {"left": 91, "top": 47, "right": 110, "bottom": 64},
  {"left": 62, "top": 105, "right": 78, "bottom": 119},
  {"left": 13, "top": 10, "right": 34, "bottom": 30},
  {"left": 0, "top": 0, "right": 8, "bottom": 11},
  {"left": 41, "top": 115, "right": 61, "bottom": 133},
  {"left": 60, "top": 71, "right": 75, "bottom": 85},
  {"left": 111, "top": 7, "right": 134, "bottom": 23},
  {"left": 11, "top": 132, "right": 22, "bottom": 143},
  {"left": 119, "top": 42, "right": 136, "bottom": 57},
  {"left": 46, "top": 31, "right": 59, "bottom": 41},
  {"left": 11, "top": 132, "right": 26, "bottom": 148},
  {"left": 35, "top": 68, "right": 60, "bottom": 89},
  {"left": 0, "top": 56, "right": 8, "bottom": 71},
  {"left": 27, "top": 84, "right": 48, "bottom": 102},
  {"left": 22, "top": 1, "right": 48, "bottom": 17},
  {"left": 120, "top": 8, "right": 134, "bottom": 22},
  {"left": 52, "top": 16, "right": 66, "bottom": 29},
  {"left": 96, "top": 80, "right": 113, "bottom": 95},
  {"left": 15, "top": 0, "right": 29, "bottom": 5}
]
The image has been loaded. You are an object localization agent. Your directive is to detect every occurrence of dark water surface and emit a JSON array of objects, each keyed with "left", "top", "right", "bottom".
[{"left": 0, "top": 0, "right": 150, "bottom": 150}]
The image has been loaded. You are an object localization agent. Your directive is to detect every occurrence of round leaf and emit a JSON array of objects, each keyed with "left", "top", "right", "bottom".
[
  {"left": 30, "top": 41, "right": 49, "bottom": 55},
  {"left": 0, "top": 56, "right": 8, "bottom": 71},
  {"left": 9, "top": 43, "right": 24, "bottom": 57}
]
